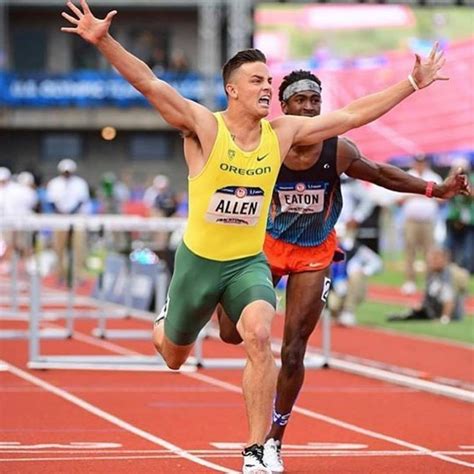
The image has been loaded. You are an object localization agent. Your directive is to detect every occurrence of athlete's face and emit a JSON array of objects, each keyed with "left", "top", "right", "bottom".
[
  {"left": 226, "top": 62, "right": 273, "bottom": 117},
  {"left": 281, "top": 91, "right": 321, "bottom": 117}
]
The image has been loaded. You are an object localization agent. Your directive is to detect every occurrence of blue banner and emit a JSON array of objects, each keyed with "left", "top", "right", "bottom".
[{"left": 0, "top": 70, "right": 227, "bottom": 108}]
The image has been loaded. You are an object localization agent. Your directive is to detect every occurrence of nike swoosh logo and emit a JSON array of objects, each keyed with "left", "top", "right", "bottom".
[
  {"left": 256, "top": 153, "right": 269, "bottom": 162},
  {"left": 308, "top": 262, "right": 323, "bottom": 268}
]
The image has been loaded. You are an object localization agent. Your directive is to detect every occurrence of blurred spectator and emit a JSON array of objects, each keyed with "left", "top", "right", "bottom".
[
  {"left": 130, "top": 30, "right": 169, "bottom": 73},
  {"left": 143, "top": 174, "right": 177, "bottom": 217},
  {"left": 46, "top": 159, "right": 90, "bottom": 284},
  {"left": 0, "top": 168, "right": 17, "bottom": 267},
  {"left": 329, "top": 243, "right": 383, "bottom": 327},
  {"left": 14, "top": 171, "right": 39, "bottom": 256},
  {"left": 169, "top": 49, "right": 189, "bottom": 74},
  {"left": 0, "top": 168, "right": 38, "bottom": 267},
  {"left": 445, "top": 158, "right": 474, "bottom": 274},
  {"left": 98, "top": 172, "right": 130, "bottom": 214},
  {"left": 143, "top": 174, "right": 177, "bottom": 250},
  {"left": 331, "top": 176, "right": 381, "bottom": 327},
  {"left": 336, "top": 175, "right": 375, "bottom": 251},
  {"left": 97, "top": 172, "right": 131, "bottom": 252},
  {"left": 399, "top": 154, "right": 442, "bottom": 294},
  {"left": 169, "top": 191, "right": 188, "bottom": 251},
  {"left": 365, "top": 183, "right": 401, "bottom": 256},
  {"left": 174, "top": 191, "right": 189, "bottom": 218},
  {"left": 150, "top": 46, "right": 168, "bottom": 75},
  {"left": 15, "top": 171, "right": 38, "bottom": 215},
  {"left": 387, "top": 246, "right": 469, "bottom": 323},
  {"left": 131, "top": 30, "right": 155, "bottom": 66}
]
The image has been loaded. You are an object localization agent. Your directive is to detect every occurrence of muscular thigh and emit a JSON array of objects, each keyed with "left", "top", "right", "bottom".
[
  {"left": 284, "top": 269, "right": 330, "bottom": 341},
  {"left": 161, "top": 243, "right": 222, "bottom": 346},
  {"left": 221, "top": 252, "right": 276, "bottom": 324}
]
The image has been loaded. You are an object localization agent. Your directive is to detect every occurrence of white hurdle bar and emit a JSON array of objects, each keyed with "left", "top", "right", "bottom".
[
  {"left": 0, "top": 215, "right": 185, "bottom": 332},
  {"left": 2, "top": 214, "right": 330, "bottom": 371},
  {"left": 6, "top": 214, "right": 184, "bottom": 370},
  {"left": 91, "top": 264, "right": 169, "bottom": 340},
  {"left": 0, "top": 249, "right": 72, "bottom": 340}
]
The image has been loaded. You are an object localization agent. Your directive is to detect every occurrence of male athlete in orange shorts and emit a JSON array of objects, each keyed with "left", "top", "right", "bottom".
[
  {"left": 261, "top": 70, "right": 470, "bottom": 472},
  {"left": 218, "top": 69, "right": 471, "bottom": 472}
]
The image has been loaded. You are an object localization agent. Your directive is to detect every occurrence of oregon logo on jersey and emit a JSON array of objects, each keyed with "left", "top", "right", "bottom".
[
  {"left": 219, "top": 163, "right": 272, "bottom": 176},
  {"left": 206, "top": 186, "right": 264, "bottom": 226}
]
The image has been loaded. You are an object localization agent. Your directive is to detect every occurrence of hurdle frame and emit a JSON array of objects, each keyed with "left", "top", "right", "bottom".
[{"left": 1, "top": 214, "right": 331, "bottom": 371}]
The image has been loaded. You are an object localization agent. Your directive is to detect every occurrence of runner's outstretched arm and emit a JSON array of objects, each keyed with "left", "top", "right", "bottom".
[
  {"left": 274, "top": 43, "right": 448, "bottom": 149},
  {"left": 338, "top": 138, "right": 471, "bottom": 198},
  {"left": 61, "top": 0, "right": 212, "bottom": 134}
]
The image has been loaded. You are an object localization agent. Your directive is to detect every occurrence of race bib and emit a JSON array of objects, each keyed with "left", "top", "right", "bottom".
[
  {"left": 277, "top": 182, "right": 325, "bottom": 214},
  {"left": 206, "top": 186, "right": 264, "bottom": 226}
]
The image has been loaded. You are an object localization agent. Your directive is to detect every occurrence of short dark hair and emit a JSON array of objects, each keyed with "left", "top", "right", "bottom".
[
  {"left": 222, "top": 49, "right": 267, "bottom": 89},
  {"left": 278, "top": 70, "right": 322, "bottom": 102}
]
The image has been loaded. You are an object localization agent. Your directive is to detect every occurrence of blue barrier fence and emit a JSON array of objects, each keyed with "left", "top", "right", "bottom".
[{"left": 0, "top": 71, "right": 227, "bottom": 108}]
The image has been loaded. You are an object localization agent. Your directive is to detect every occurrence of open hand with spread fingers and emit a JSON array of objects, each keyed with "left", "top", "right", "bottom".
[
  {"left": 410, "top": 41, "right": 449, "bottom": 90},
  {"left": 61, "top": 0, "right": 117, "bottom": 45},
  {"left": 435, "top": 168, "right": 472, "bottom": 199}
]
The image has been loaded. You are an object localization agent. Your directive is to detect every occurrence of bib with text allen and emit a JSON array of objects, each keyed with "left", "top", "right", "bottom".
[{"left": 206, "top": 186, "right": 264, "bottom": 226}]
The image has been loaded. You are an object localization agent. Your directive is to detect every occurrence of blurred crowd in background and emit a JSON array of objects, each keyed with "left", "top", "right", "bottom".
[{"left": 1, "top": 152, "right": 472, "bottom": 325}]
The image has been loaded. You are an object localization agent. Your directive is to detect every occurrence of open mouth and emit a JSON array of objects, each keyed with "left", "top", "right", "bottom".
[{"left": 258, "top": 96, "right": 271, "bottom": 107}]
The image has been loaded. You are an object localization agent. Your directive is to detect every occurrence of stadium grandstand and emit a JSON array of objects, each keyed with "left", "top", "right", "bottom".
[
  {"left": 1, "top": 0, "right": 473, "bottom": 187},
  {"left": 0, "top": 0, "right": 255, "bottom": 188}
]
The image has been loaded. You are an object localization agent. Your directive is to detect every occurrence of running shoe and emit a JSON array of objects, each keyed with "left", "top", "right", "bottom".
[
  {"left": 242, "top": 444, "right": 271, "bottom": 473},
  {"left": 263, "top": 438, "right": 284, "bottom": 473}
]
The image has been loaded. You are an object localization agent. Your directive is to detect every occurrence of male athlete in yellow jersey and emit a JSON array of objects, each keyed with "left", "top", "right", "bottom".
[{"left": 62, "top": 2, "right": 448, "bottom": 472}]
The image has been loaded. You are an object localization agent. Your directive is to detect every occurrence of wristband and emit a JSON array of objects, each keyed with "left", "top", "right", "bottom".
[
  {"left": 408, "top": 74, "right": 419, "bottom": 91},
  {"left": 425, "top": 181, "right": 435, "bottom": 198}
]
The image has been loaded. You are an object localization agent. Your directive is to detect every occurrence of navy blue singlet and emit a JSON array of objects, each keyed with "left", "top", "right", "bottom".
[{"left": 266, "top": 137, "right": 342, "bottom": 246}]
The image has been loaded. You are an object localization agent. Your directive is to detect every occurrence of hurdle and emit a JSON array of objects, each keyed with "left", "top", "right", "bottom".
[
  {"left": 0, "top": 220, "right": 127, "bottom": 339},
  {"left": 91, "top": 254, "right": 170, "bottom": 340},
  {"left": 0, "top": 247, "right": 72, "bottom": 340},
  {"left": 27, "top": 264, "right": 331, "bottom": 370},
  {"left": 1, "top": 214, "right": 331, "bottom": 371},
  {"left": 0, "top": 215, "right": 182, "bottom": 343}
]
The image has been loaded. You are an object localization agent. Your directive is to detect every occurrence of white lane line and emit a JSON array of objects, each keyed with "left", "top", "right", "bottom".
[
  {"left": 356, "top": 324, "right": 474, "bottom": 350},
  {"left": 326, "top": 357, "right": 474, "bottom": 403},
  {"left": 2, "top": 451, "right": 474, "bottom": 462},
  {"left": 70, "top": 330, "right": 145, "bottom": 355},
  {"left": 34, "top": 325, "right": 474, "bottom": 469},
  {"left": 205, "top": 325, "right": 474, "bottom": 403},
  {"left": 1, "top": 449, "right": 473, "bottom": 455},
  {"left": 1, "top": 361, "right": 237, "bottom": 474},
  {"left": 292, "top": 405, "right": 474, "bottom": 468},
  {"left": 187, "top": 372, "right": 474, "bottom": 469}
]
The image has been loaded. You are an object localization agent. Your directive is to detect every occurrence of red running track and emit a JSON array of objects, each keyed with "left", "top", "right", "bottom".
[{"left": 0, "top": 319, "right": 473, "bottom": 474}]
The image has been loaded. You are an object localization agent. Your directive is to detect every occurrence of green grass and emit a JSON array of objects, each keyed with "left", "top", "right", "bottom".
[
  {"left": 370, "top": 253, "right": 474, "bottom": 294},
  {"left": 358, "top": 255, "right": 474, "bottom": 344},
  {"left": 356, "top": 301, "right": 474, "bottom": 345}
]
